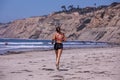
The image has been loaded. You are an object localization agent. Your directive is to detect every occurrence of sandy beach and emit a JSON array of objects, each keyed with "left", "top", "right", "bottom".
[{"left": 0, "top": 47, "right": 120, "bottom": 80}]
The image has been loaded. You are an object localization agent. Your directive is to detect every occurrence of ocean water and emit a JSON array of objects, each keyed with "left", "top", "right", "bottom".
[{"left": 0, "top": 38, "right": 109, "bottom": 54}]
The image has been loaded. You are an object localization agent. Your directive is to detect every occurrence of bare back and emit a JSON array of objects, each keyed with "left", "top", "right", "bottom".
[{"left": 53, "top": 32, "right": 65, "bottom": 43}]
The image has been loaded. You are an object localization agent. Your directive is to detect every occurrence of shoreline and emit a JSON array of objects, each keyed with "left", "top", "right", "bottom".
[
  {"left": 1, "top": 45, "right": 120, "bottom": 55},
  {"left": 1, "top": 38, "right": 120, "bottom": 55},
  {"left": 0, "top": 47, "right": 120, "bottom": 80}
]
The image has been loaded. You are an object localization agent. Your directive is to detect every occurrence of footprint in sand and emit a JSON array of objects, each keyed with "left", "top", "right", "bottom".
[
  {"left": 29, "top": 61, "right": 38, "bottom": 63},
  {"left": 0, "top": 71, "right": 6, "bottom": 79},
  {"left": 17, "top": 62, "right": 22, "bottom": 64},
  {"left": 21, "top": 69, "right": 33, "bottom": 72},
  {"left": 42, "top": 65, "right": 46, "bottom": 67},
  {"left": 52, "top": 75, "right": 64, "bottom": 80},
  {"left": 67, "top": 77, "right": 85, "bottom": 80},
  {"left": 58, "top": 69, "right": 68, "bottom": 71},
  {"left": 65, "top": 73, "right": 74, "bottom": 75},
  {"left": 10, "top": 71, "right": 22, "bottom": 73},
  {"left": 28, "top": 74, "right": 34, "bottom": 77},
  {"left": 75, "top": 70, "right": 91, "bottom": 73},
  {"left": 42, "top": 68, "right": 54, "bottom": 71}
]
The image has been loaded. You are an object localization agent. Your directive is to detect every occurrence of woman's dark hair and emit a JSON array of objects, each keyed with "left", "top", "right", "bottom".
[{"left": 56, "top": 27, "right": 61, "bottom": 33}]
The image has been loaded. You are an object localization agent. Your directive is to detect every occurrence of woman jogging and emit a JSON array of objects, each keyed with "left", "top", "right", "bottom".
[{"left": 52, "top": 27, "right": 66, "bottom": 70}]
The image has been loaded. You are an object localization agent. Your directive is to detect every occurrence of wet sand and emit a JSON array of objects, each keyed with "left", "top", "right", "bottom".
[{"left": 0, "top": 47, "right": 120, "bottom": 80}]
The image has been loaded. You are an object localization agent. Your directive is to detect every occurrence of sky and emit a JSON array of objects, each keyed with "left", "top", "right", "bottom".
[{"left": 0, "top": 0, "right": 120, "bottom": 23}]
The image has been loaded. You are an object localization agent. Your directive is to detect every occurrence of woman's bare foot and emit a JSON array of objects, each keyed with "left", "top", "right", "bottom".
[{"left": 56, "top": 64, "right": 59, "bottom": 70}]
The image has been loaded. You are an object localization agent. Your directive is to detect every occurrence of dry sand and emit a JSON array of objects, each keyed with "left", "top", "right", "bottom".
[{"left": 0, "top": 47, "right": 120, "bottom": 80}]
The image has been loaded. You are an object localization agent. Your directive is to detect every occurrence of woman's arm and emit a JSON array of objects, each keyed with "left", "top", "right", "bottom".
[
  {"left": 63, "top": 33, "right": 66, "bottom": 41},
  {"left": 51, "top": 33, "right": 56, "bottom": 44}
]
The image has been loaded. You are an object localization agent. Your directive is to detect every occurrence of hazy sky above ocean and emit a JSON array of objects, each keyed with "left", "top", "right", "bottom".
[{"left": 0, "top": 0, "right": 119, "bottom": 23}]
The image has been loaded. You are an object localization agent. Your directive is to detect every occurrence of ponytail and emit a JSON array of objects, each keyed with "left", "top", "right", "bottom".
[{"left": 56, "top": 27, "right": 61, "bottom": 33}]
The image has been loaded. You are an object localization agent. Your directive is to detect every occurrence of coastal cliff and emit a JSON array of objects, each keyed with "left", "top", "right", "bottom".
[{"left": 0, "top": 2, "right": 120, "bottom": 43}]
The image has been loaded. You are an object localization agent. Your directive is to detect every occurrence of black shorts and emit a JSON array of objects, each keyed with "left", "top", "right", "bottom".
[{"left": 54, "top": 43, "right": 63, "bottom": 50}]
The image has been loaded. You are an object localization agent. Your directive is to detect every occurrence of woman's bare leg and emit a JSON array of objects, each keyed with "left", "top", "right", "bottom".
[
  {"left": 56, "top": 49, "right": 62, "bottom": 70},
  {"left": 55, "top": 50, "right": 58, "bottom": 61}
]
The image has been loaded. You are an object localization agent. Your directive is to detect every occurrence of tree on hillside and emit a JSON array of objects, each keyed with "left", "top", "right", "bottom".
[
  {"left": 68, "top": 5, "right": 74, "bottom": 11},
  {"left": 93, "top": 3, "right": 97, "bottom": 16},
  {"left": 77, "top": 5, "right": 80, "bottom": 9},
  {"left": 61, "top": 5, "right": 67, "bottom": 12},
  {"left": 110, "top": 2, "right": 119, "bottom": 7}
]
